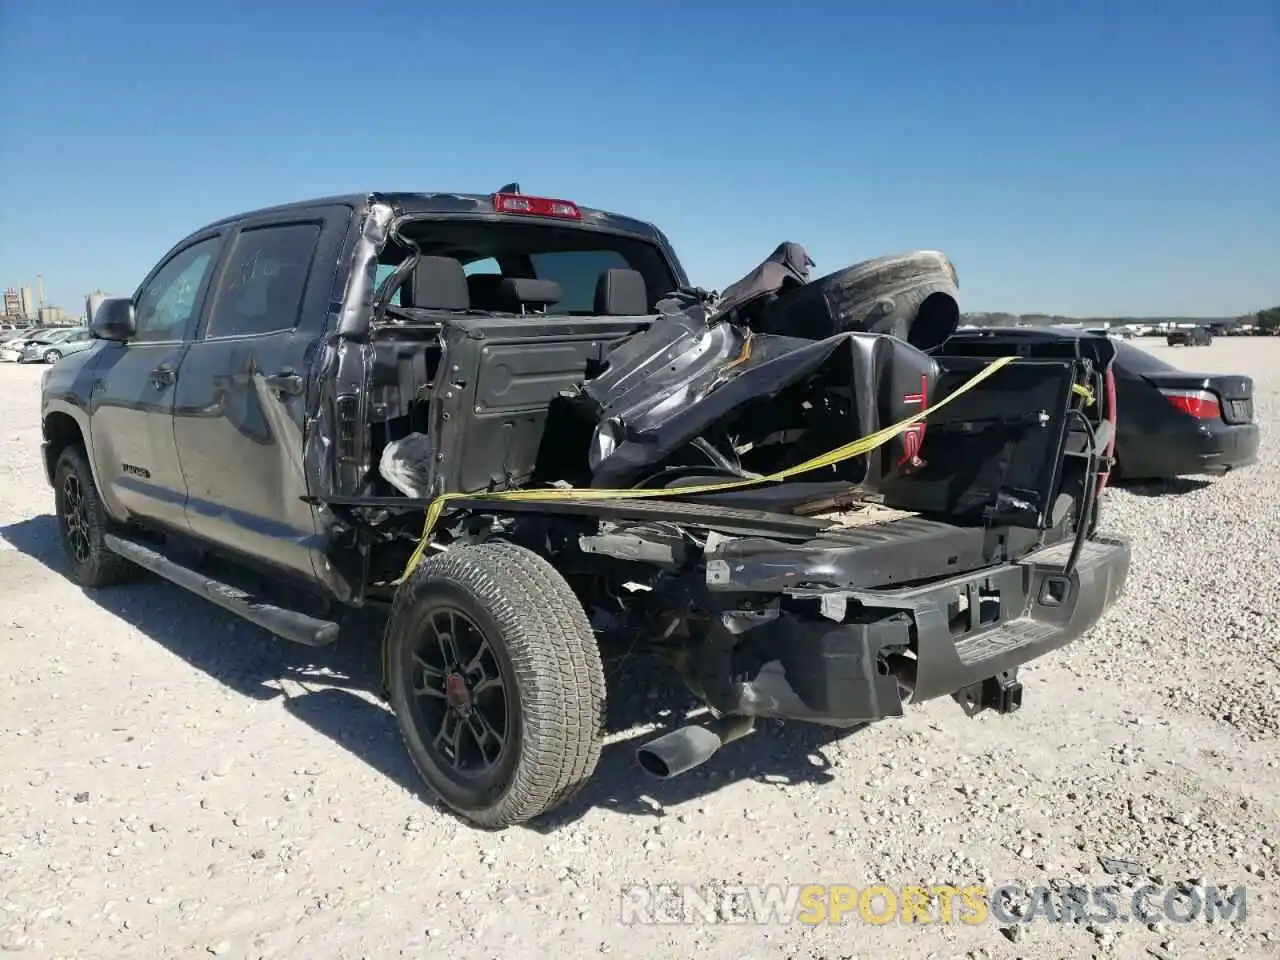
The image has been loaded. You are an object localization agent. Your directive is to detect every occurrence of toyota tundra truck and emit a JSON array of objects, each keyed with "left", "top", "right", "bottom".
[{"left": 40, "top": 187, "right": 1130, "bottom": 828}]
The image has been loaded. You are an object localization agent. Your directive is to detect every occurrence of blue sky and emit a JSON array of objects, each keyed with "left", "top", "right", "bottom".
[{"left": 1, "top": 0, "right": 1275, "bottom": 317}]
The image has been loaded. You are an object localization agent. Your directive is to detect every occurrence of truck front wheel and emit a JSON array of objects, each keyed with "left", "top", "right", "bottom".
[
  {"left": 53, "top": 445, "right": 137, "bottom": 588},
  {"left": 385, "top": 542, "right": 606, "bottom": 828}
]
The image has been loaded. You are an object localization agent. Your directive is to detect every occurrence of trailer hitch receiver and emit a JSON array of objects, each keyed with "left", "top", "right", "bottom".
[{"left": 982, "top": 673, "right": 1024, "bottom": 714}]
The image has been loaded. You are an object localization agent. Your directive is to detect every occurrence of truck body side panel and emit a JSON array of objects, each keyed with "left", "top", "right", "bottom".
[{"left": 171, "top": 205, "right": 355, "bottom": 586}]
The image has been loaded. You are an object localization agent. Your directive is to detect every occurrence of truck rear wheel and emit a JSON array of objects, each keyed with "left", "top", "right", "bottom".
[
  {"left": 53, "top": 445, "right": 137, "bottom": 588},
  {"left": 385, "top": 542, "right": 606, "bottom": 828}
]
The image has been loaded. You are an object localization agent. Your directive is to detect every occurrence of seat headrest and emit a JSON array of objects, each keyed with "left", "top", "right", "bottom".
[
  {"left": 401, "top": 256, "right": 469, "bottom": 310},
  {"left": 501, "top": 277, "right": 562, "bottom": 310},
  {"left": 594, "top": 268, "right": 648, "bottom": 315},
  {"left": 461, "top": 274, "right": 564, "bottom": 312}
]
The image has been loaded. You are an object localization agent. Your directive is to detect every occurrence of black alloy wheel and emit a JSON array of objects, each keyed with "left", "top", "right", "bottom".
[
  {"left": 385, "top": 542, "right": 606, "bottom": 828},
  {"left": 405, "top": 602, "right": 514, "bottom": 783},
  {"left": 52, "top": 445, "right": 136, "bottom": 588}
]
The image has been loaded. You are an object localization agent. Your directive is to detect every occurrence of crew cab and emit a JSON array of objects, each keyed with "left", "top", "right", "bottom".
[{"left": 41, "top": 189, "right": 1131, "bottom": 828}]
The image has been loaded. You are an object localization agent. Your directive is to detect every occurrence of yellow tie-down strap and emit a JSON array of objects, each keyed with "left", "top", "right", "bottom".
[{"left": 394, "top": 354, "right": 1019, "bottom": 585}]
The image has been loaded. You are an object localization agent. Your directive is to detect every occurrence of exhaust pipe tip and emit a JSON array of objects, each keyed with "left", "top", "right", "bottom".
[
  {"left": 636, "top": 747, "right": 677, "bottom": 779},
  {"left": 635, "top": 716, "right": 756, "bottom": 780}
]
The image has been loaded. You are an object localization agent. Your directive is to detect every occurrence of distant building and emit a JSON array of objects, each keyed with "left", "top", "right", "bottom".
[
  {"left": 38, "top": 306, "right": 74, "bottom": 326},
  {"left": 86, "top": 290, "right": 107, "bottom": 325},
  {"left": 20, "top": 286, "right": 35, "bottom": 319},
  {"left": 3, "top": 288, "right": 22, "bottom": 320}
]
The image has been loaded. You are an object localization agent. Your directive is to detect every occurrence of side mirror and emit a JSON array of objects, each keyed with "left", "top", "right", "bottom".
[{"left": 91, "top": 298, "right": 137, "bottom": 342}]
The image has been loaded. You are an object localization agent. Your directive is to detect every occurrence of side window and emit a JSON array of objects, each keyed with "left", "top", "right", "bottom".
[
  {"left": 133, "top": 237, "right": 220, "bottom": 343},
  {"left": 204, "top": 222, "right": 322, "bottom": 339},
  {"left": 529, "top": 249, "right": 631, "bottom": 313}
]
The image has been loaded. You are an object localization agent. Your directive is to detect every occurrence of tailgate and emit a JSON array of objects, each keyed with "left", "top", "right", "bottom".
[
  {"left": 495, "top": 496, "right": 1054, "bottom": 589},
  {"left": 703, "top": 505, "right": 1045, "bottom": 591},
  {"left": 874, "top": 349, "right": 1106, "bottom": 531}
]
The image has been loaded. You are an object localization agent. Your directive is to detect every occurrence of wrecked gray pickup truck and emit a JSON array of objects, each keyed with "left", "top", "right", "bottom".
[{"left": 41, "top": 187, "right": 1130, "bottom": 827}]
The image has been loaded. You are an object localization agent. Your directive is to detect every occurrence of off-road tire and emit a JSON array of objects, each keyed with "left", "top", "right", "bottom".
[
  {"left": 758, "top": 250, "right": 960, "bottom": 350},
  {"left": 385, "top": 541, "right": 606, "bottom": 828},
  {"left": 53, "top": 445, "right": 137, "bottom": 588}
]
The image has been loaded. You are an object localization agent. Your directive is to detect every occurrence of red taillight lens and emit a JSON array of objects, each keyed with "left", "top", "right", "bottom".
[
  {"left": 1097, "top": 366, "right": 1118, "bottom": 496},
  {"left": 1160, "top": 388, "right": 1220, "bottom": 419},
  {"left": 493, "top": 192, "right": 582, "bottom": 220}
]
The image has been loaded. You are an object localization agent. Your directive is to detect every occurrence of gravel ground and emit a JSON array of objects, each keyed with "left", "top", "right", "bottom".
[{"left": 1, "top": 338, "right": 1277, "bottom": 960}]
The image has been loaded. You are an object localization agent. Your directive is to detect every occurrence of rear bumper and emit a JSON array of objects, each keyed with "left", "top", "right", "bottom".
[
  {"left": 693, "top": 535, "right": 1131, "bottom": 726},
  {"left": 1120, "top": 421, "right": 1259, "bottom": 479}
]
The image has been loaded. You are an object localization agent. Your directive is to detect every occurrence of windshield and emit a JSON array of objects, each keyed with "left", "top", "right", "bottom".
[
  {"left": 1113, "top": 340, "right": 1176, "bottom": 374},
  {"left": 375, "top": 218, "right": 678, "bottom": 315}
]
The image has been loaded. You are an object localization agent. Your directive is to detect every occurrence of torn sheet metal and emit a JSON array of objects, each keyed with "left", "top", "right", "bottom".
[
  {"left": 575, "top": 242, "right": 950, "bottom": 493},
  {"left": 579, "top": 320, "right": 940, "bottom": 492},
  {"left": 707, "top": 241, "right": 814, "bottom": 325},
  {"left": 335, "top": 199, "right": 395, "bottom": 339}
]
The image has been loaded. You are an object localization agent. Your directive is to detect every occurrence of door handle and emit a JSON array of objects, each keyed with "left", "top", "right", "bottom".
[
  {"left": 264, "top": 370, "right": 304, "bottom": 396},
  {"left": 150, "top": 364, "right": 176, "bottom": 388}
]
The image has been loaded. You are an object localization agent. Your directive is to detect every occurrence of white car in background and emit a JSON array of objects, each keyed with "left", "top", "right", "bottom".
[
  {"left": 20, "top": 327, "right": 97, "bottom": 363},
  {"left": 0, "top": 327, "right": 60, "bottom": 362}
]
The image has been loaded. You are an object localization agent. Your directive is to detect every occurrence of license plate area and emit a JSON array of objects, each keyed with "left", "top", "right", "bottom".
[{"left": 1223, "top": 398, "right": 1253, "bottom": 423}]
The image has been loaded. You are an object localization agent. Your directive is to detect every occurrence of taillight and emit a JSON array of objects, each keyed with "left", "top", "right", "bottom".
[
  {"left": 897, "top": 374, "right": 929, "bottom": 472},
  {"left": 1160, "top": 388, "right": 1220, "bottom": 419},
  {"left": 492, "top": 192, "right": 582, "bottom": 220},
  {"left": 1097, "top": 366, "right": 1118, "bottom": 496}
]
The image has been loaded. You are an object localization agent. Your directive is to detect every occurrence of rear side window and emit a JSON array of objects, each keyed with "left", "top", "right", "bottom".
[
  {"left": 530, "top": 249, "right": 631, "bottom": 313},
  {"left": 205, "top": 223, "right": 321, "bottom": 338}
]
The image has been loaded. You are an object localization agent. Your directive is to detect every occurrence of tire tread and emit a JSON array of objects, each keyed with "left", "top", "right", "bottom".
[
  {"left": 385, "top": 541, "right": 605, "bottom": 827},
  {"left": 54, "top": 445, "right": 136, "bottom": 588}
]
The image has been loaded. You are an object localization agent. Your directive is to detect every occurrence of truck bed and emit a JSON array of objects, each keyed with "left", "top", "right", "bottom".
[{"left": 319, "top": 491, "right": 1048, "bottom": 590}]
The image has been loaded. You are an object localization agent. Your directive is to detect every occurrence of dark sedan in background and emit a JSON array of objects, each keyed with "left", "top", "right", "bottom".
[
  {"left": 1167, "top": 326, "right": 1212, "bottom": 347},
  {"left": 942, "top": 327, "right": 1259, "bottom": 481}
]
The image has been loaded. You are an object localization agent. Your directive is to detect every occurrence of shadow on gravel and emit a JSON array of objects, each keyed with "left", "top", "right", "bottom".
[
  {"left": 1114, "top": 477, "right": 1212, "bottom": 497},
  {"left": 0, "top": 514, "right": 436, "bottom": 805},
  {"left": 2, "top": 513, "right": 866, "bottom": 831},
  {"left": 527, "top": 678, "right": 865, "bottom": 832}
]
